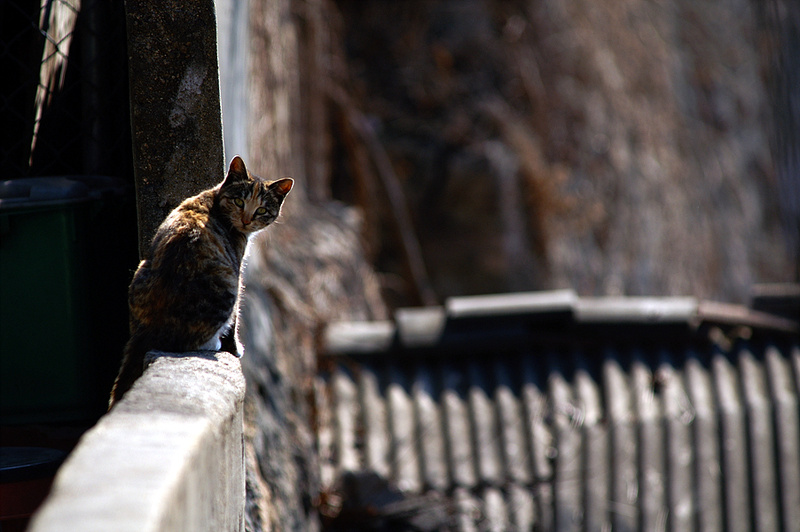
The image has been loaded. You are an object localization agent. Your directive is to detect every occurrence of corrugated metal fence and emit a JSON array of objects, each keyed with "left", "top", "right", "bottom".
[{"left": 315, "top": 293, "right": 800, "bottom": 532}]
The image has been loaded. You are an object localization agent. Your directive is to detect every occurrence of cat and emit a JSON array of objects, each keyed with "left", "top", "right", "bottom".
[{"left": 109, "top": 156, "right": 293, "bottom": 407}]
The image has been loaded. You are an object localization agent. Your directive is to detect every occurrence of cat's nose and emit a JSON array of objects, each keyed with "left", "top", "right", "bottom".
[{"left": 241, "top": 216, "right": 252, "bottom": 226}]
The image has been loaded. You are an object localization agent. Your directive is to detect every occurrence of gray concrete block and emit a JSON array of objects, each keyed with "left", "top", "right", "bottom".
[{"left": 29, "top": 351, "right": 245, "bottom": 532}]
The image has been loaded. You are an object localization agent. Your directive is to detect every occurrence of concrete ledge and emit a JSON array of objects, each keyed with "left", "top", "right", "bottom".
[{"left": 29, "top": 351, "right": 246, "bottom": 532}]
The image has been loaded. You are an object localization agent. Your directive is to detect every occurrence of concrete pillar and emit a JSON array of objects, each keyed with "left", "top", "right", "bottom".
[{"left": 125, "top": 0, "right": 225, "bottom": 254}]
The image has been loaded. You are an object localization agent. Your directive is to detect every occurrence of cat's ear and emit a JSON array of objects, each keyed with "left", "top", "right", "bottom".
[
  {"left": 270, "top": 178, "right": 293, "bottom": 197},
  {"left": 224, "top": 156, "right": 249, "bottom": 186}
]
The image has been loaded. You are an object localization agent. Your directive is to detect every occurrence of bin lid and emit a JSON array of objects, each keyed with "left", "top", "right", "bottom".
[
  {"left": 0, "top": 176, "right": 129, "bottom": 211},
  {"left": 0, "top": 447, "right": 67, "bottom": 483}
]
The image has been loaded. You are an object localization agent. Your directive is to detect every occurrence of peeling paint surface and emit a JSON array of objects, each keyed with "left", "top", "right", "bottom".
[{"left": 169, "top": 63, "right": 209, "bottom": 128}]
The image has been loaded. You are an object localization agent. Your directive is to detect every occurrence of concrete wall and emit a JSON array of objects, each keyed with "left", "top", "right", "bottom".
[{"left": 28, "top": 351, "right": 246, "bottom": 532}]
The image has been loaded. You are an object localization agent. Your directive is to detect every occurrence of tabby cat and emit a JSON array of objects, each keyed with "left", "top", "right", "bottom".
[{"left": 109, "top": 156, "right": 293, "bottom": 407}]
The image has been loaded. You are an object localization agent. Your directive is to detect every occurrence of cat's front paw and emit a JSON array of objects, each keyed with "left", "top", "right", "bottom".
[{"left": 199, "top": 336, "right": 222, "bottom": 351}]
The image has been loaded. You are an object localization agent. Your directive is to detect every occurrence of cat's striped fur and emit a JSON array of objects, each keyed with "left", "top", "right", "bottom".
[{"left": 109, "top": 156, "right": 292, "bottom": 407}]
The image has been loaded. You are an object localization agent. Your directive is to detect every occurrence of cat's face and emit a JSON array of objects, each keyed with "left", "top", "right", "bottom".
[{"left": 218, "top": 156, "right": 293, "bottom": 234}]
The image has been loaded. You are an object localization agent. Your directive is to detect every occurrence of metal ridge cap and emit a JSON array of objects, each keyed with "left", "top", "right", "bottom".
[
  {"left": 395, "top": 306, "right": 447, "bottom": 348},
  {"left": 575, "top": 296, "right": 699, "bottom": 323},
  {"left": 323, "top": 320, "right": 396, "bottom": 355},
  {"left": 697, "top": 300, "right": 799, "bottom": 333},
  {"left": 445, "top": 289, "right": 578, "bottom": 319},
  {"left": 320, "top": 291, "right": 799, "bottom": 358}
]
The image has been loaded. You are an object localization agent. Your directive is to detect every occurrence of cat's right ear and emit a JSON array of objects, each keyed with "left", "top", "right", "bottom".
[
  {"left": 224, "top": 156, "right": 249, "bottom": 186},
  {"left": 271, "top": 178, "right": 294, "bottom": 198}
]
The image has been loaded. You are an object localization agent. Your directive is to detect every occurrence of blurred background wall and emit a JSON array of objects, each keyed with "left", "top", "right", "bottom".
[
  {"left": 227, "top": 0, "right": 798, "bottom": 309},
  {"left": 214, "top": 1, "right": 800, "bottom": 529}
]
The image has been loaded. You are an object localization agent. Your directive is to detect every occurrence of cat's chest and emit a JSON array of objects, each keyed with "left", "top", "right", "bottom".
[{"left": 211, "top": 230, "right": 248, "bottom": 273}]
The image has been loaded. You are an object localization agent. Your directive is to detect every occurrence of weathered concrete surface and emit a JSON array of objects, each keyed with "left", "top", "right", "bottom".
[
  {"left": 126, "top": 0, "right": 225, "bottom": 254},
  {"left": 28, "top": 351, "right": 246, "bottom": 532}
]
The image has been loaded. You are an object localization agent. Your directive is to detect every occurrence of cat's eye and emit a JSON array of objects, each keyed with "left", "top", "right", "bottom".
[
  {"left": 255, "top": 207, "right": 267, "bottom": 215},
  {"left": 233, "top": 198, "right": 245, "bottom": 208}
]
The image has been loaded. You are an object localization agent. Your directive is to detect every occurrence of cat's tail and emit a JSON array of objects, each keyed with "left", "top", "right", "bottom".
[{"left": 108, "top": 333, "right": 148, "bottom": 410}]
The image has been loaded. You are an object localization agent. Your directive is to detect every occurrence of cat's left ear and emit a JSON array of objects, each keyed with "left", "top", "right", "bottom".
[
  {"left": 224, "top": 156, "right": 249, "bottom": 186},
  {"left": 270, "top": 178, "right": 293, "bottom": 197}
]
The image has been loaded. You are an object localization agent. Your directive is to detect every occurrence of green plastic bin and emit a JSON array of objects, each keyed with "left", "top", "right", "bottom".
[{"left": 0, "top": 177, "right": 136, "bottom": 423}]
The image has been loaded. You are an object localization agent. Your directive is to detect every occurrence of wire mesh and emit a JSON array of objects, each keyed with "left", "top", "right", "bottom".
[{"left": 1, "top": 0, "right": 132, "bottom": 179}]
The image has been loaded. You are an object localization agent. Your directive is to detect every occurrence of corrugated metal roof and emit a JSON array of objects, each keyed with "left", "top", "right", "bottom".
[{"left": 315, "top": 290, "right": 800, "bottom": 531}]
